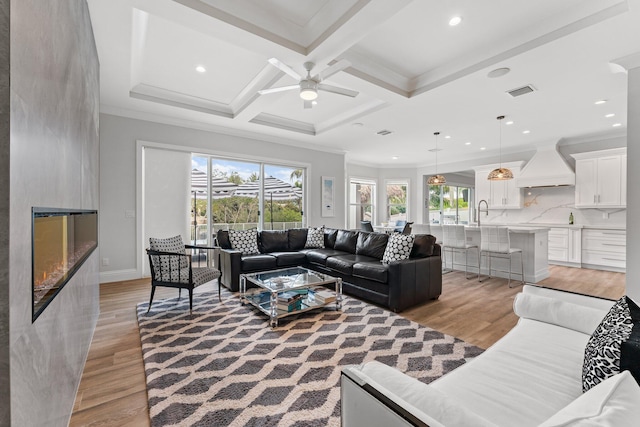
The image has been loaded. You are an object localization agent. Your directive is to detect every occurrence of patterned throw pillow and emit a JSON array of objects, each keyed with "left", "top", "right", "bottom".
[
  {"left": 228, "top": 229, "right": 259, "bottom": 255},
  {"left": 305, "top": 226, "right": 325, "bottom": 248},
  {"left": 582, "top": 297, "right": 633, "bottom": 392},
  {"left": 382, "top": 233, "right": 415, "bottom": 263}
]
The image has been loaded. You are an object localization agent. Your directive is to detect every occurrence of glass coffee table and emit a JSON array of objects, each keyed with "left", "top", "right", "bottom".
[{"left": 240, "top": 266, "right": 342, "bottom": 327}]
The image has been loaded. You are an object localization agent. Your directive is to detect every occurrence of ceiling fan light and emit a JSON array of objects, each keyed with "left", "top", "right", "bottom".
[
  {"left": 487, "top": 167, "right": 514, "bottom": 180},
  {"left": 299, "top": 80, "right": 318, "bottom": 100},
  {"left": 427, "top": 175, "right": 447, "bottom": 185}
]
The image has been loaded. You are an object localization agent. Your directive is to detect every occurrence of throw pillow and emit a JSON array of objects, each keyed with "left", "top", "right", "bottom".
[
  {"left": 382, "top": 233, "right": 415, "bottom": 263},
  {"left": 228, "top": 229, "right": 259, "bottom": 255},
  {"left": 305, "top": 226, "right": 325, "bottom": 248},
  {"left": 582, "top": 296, "right": 633, "bottom": 392},
  {"left": 539, "top": 371, "right": 640, "bottom": 427},
  {"left": 620, "top": 296, "right": 640, "bottom": 386}
]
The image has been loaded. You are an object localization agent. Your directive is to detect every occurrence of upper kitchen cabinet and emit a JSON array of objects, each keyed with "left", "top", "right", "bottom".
[
  {"left": 571, "top": 148, "right": 627, "bottom": 208},
  {"left": 474, "top": 161, "right": 525, "bottom": 209}
]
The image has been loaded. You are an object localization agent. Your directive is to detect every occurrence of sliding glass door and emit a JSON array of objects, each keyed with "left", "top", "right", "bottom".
[{"left": 428, "top": 184, "right": 472, "bottom": 225}]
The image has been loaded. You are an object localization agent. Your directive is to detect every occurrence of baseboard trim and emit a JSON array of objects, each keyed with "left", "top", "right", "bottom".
[{"left": 99, "top": 268, "right": 139, "bottom": 284}]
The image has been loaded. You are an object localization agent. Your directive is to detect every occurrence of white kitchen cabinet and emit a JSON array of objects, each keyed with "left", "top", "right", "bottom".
[
  {"left": 474, "top": 162, "right": 524, "bottom": 209},
  {"left": 548, "top": 227, "right": 581, "bottom": 265},
  {"left": 572, "top": 148, "right": 626, "bottom": 208},
  {"left": 582, "top": 229, "right": 625, "bottom": 271}
]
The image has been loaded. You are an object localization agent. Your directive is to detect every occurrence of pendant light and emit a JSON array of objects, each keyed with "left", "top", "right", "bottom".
[
  {"left": 427, "top": 132, "right": 446, "bottom": 185},
  {"left": 487, "top": 115, "right": 513, "bottom": 180}
]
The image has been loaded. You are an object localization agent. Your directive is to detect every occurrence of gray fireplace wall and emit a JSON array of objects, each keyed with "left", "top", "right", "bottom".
[{"left": 2, "top": 0, "right": 100, "bottom": 426}]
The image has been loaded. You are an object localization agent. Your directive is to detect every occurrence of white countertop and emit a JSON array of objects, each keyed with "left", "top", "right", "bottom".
[{"left": 463, "top": 222, "right": 626, "bottom": 231}]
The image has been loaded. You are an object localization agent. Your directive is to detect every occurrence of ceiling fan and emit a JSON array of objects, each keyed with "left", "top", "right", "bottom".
[{"left": 258, "top": 58, "right": 359, "bottom": 108}]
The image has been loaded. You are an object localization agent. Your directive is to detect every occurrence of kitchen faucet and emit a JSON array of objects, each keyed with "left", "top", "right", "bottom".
[{"left": 477, "top": 199, "right": 488, "bottom": 226}]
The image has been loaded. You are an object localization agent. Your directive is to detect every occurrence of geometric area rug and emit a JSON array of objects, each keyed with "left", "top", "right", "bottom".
[{"left": 136, "top": 292, "right": 484, "bottom": 427}]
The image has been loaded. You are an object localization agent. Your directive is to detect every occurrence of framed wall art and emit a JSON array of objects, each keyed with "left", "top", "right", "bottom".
[{"left": 321, "top": 176, "right": 335, "bottom": 217}]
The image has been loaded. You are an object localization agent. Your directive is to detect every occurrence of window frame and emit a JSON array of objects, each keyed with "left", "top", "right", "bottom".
[
  {"left": 385, "top": 179, "right": 410, "bottom": 223},
  {"left": 348, "top": 177, "right": 377, "bottom": 229}
]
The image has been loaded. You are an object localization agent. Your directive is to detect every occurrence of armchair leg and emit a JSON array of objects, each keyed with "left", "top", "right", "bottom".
[
  {"left": 189, "top": 287, "right": 194, "bottom": 314},
  {"left": 218, "top": 280, "right": 222, "bottom": 302},
  {"left": 147, "top": 285, "right": 156, "bottom": 313},
  {"left": 178, "top": 288, "right": 182, "bottom": 300}
]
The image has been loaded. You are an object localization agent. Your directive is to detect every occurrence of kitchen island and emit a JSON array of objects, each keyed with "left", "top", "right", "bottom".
[{"left": 431, "top": 225, "right": 550, "bottom": 283}]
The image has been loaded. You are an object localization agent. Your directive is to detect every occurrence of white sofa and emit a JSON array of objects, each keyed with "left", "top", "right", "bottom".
[{"left": 341, "top": 285, "right": 640, "bottom": 426}]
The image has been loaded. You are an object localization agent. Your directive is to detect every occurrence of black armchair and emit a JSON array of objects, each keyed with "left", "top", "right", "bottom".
[
  {"left": 146, "top": 236, "right": 221, "bottom": 313},
  {"left": 401, "top": 222, "right": 414, "bottom": 234}
]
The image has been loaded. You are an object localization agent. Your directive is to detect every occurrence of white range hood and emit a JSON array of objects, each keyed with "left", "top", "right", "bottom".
[{"left": 516, "top": 143, "right": 575, "bottom": 188}]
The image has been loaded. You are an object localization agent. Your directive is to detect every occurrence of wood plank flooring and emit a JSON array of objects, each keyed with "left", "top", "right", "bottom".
[{"left": 69, "top": 265, "right": 625, "bottom": 426}]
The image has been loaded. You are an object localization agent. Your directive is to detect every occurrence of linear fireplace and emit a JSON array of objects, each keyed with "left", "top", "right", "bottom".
[{"left": 32, "top": 208, "right": 98, "bottom": 321}]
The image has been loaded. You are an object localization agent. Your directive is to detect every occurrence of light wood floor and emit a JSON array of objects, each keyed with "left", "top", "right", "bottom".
[{"left": 69, "top": 266, "right": 625, "bottom": 426}]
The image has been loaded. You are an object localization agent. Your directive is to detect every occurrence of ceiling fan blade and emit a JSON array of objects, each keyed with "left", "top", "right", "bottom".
[
  {"left": 314, "top": 59, "right": 351, "bottom": 81},
  {"left": 303, "top": 100, "right": 313, "bottom": 109},
  {"left": 258, "top": 85, "right": 299, "bottom": 95},
  {"left": 267, "top": 58, "right": 301, "bottom": 80},
  {"left": 318, "top": 83, "right": 358, "bottom": 97}
]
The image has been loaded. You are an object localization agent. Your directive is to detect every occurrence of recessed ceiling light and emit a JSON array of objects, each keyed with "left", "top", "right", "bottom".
[
  {"left": 195, "top": 65, "right": 206, "bottom": 73},
  {"left": 594, "top": 99, "right": 607, "bottom": 105},
  {"left": 392, "top": 156, "right": 399, "bottom": 160},
  {"left": 449, "top": 16, "right": 462, "bottom": 26},
  {"left": 465, "top": 142, "right": 471, "bottom": 145},
  {"left": 506, "top": 121, "right": 514, "bottom": 125},
  {"left": 523, "top": 130, "right": 531, "bottom": 134},
  {"left": 612, "top": 123, "right": 622, "bottom": 127},
  {"left": 487, "top": 67, "right": 511, "bottom": 78},
  {"left": 480, "top": 147, "right": 486, "bottom": 150},
  {"left": 605, "top": 113, "right": 615, "bottom": 118},
  {"left": 445, "top": 135, "right": 451, "bottom": 139}
]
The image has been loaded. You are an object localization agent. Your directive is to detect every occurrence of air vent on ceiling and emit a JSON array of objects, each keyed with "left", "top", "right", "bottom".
[
  {"left": 507, "top": 85, "right": 536, "bottom": 97},
  {"left": 376, "top": 129, "right": 393, "bottom": 136}
]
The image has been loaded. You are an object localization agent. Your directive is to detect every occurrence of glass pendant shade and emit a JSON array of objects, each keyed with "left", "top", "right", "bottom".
[
  {"left": 427, "top": 131, "right": 446, "bottom": 185},
  {"left": 427, "top": 174, "right": 447, "bottom": 185},
  {"left": 487, "top": 167, "right": 514, "bottom": 180},
  {"left": 488, "top": 115, "right": 513, "bottom": 181}
]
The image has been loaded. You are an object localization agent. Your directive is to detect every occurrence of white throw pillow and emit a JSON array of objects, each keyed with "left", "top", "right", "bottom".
[
  {"left": 513, "top": 293, "right": 608, "bottom": 335},
  {"left": 305, "top": 226, "right": 325, "bottom": 248},
  {"left": 539, "top": 371, "right": 640, "bottom": 427},
  {"left": 382, "top": 233, "right": 414, "bottom": 263},
  {"left": 228, "top": 229, "right": 259, "bottom": 255}
]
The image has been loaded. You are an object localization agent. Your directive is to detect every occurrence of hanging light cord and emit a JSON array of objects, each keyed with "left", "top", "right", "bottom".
[{"left": 497, "top": 115, "right": 504, "bottom": 166}]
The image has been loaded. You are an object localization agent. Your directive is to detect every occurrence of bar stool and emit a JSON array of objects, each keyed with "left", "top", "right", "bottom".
[
  {"left": 478, "top": 226, "right": 524, "bottom": 287},
  {"left": 442, "top": 224, "right": 479, "bottom": 279}
]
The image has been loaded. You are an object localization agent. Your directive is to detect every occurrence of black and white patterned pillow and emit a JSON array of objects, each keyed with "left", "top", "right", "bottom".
[
  {"left": 305, "top": 226, "right": 325, "bottom": 248},
  {"left": 228, "top": 229, "right": 259, "bottom": 255},
  {"left": 382, "top": 233, "right": 415, "bottom": 263},
  {"left": 582, "top": 297, "right": 633, "bottom": 392}
]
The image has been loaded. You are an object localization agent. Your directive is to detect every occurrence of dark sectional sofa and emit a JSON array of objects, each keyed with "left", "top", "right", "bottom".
[{"left": 217, "top": 228, "right": 442, "bottom": 312}]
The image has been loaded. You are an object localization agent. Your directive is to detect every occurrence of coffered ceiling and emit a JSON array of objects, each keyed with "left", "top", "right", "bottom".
[{"left": 88, "top": 0, "right": 640, "bottom": 167}]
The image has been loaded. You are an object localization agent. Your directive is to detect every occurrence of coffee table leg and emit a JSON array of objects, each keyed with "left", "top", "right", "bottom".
[
  {"left": 240, "top": 275, "right": 246, "bottom": 305},
  {"left": 270, "top": 291, "right": 278, "bottom": 327},
  {"left": 336, "top": 278, "right": 343, "bottom": 310}
]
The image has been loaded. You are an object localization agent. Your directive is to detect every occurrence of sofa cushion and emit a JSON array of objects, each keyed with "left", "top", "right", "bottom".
[
  {"left": 324, "top": 228, "right": 339, "bottom": 248},
  {"left": 334, "top": 230, "right": 359, "bottom": 253},
  {"left": 356, "top": 232, "right": 389, "bottom": 259},
  {"left": 216, "top": 229, "right": 232, "bottom": 249},
  {"left": 288, "top": 228, "right": 308, "bottom": 250},
  {"left": 241, "top": 254, "right": 277, "bottom": 271},
  {"left": 540, "top": 371, "right": 640, "bottom": 427},
  {"left": 229, "top": 229, "right": 260, "bottom": 255},
  {"left": 410, "top": 234, "right": 436, "bottom": 258},
  {"left": 302, "top": 248, "right": 346, "bottom": 266},
  {"left": 271, "top": 251, "right": 307, "bottom": 267},
  {"left": 326, "top": 254, "right": 378, "bottom": 275},
  {"left": 353, "top": 262, "right": 388, "bottom": 284},
  {"left": 305, "top": 226, "right": 325, "bottom": 249},
  {"left": 583, "top": 296, "right": 633, "bottom": 392},
  {"left": 260, "top": 230, "right": 289, "bottom": 253},
  {"left": 513, "top": 292, "right": 608, "bottom": 335},
  {"left": 382, "top": 233, "right": 414, "bottom": 263}
]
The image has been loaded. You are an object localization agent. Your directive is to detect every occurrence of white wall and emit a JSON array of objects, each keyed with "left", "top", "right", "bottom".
[
  {"left": 625, "top": 65, "right": 640, "bottom": 302},
  {"left": 100, "top": 114, "right": 345, "bottom": 282}
]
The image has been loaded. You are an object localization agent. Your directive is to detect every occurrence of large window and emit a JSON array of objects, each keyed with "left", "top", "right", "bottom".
[
  {"left": 190, "top": 155, "right": 304, "bottom": 240},
  {"left": 386, "top": 180, "right": 408, "bottom": 223},
  {"left": 428, "top": 184, "right": 472, "bottom": 225},
  {"left": 349, "top": 179, "right": 375, "bottom": 229}
]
